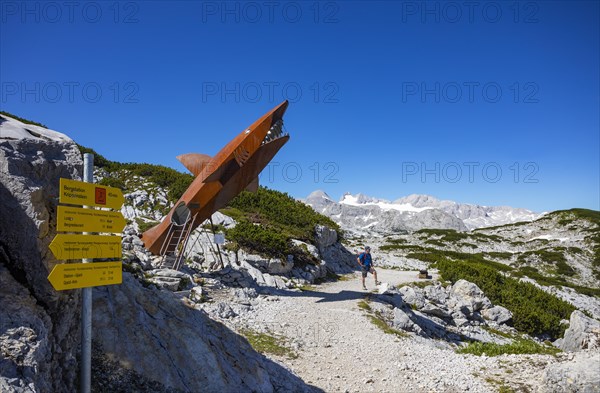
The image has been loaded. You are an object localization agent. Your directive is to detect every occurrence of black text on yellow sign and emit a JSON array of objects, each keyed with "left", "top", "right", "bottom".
[
  {"left": 57, "top": 206, "right": 126, "bottom": 233},
  {"left": 48, "top": 261, "right": 122, "bottom": 291},
  {"left": 59, "top": 178, "right": 124, "bottom": 209},
  {"left": 49, "top": 234, "right": 122, "bottom": 260}
]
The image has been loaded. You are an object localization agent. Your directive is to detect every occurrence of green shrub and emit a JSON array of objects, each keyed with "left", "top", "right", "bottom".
[
  {"left": 226, "top": 220, "right": 289, "bottom": 257},
  {"left": 484, "top": 252, "right": 513, "bottom": 259},
  {"left": 416, "top": 228, "right": 470, "bottom": 242},
  {"left": 380, "top": 244, "right": 425, "bottom": 252},
  {"left": 425, "top": 239, "right": 446, "bottom": 247},
  {"left": 227, "top": 188, "right": 340, "bottom": 242},
  {"left": 136, "top": 218, "right": 159, "bottom": 234},
  {"left": 516, "top": 248, "right": 576, "bottom": 277},
  {"left": 240, "top": 329, "right": 297, "bottom": 359},
  {"left": 458, "top": 339, "right": 559, "bottom": 356},
  {"left": 513, "top": 267, "right": 600, "bottom": 298},
  {"left": 408, "top": 250, "right": 512, "bottom": 272},
  {"left": 98, "top": 176, "right": 126, "bottom": 190}
]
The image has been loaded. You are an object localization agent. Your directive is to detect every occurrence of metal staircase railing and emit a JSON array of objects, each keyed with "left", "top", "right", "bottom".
[
  {"left": 159, "top": 212, "right": 197, "bottom": 270},
  {"left": 173, "top": 213, "right": 197, "bottom": 271}
]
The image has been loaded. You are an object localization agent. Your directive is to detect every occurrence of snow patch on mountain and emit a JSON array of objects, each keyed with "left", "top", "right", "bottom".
[
  {"left": 340, "top": 193, "right": 433, "bottom": 213},
  {"left": 305, "top": 190, "right": 543, "bottom": 233}
]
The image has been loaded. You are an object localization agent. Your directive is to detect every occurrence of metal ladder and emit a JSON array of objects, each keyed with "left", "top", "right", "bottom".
[{"left": 159, "top": 213, "right": 197, "bottom": 271}]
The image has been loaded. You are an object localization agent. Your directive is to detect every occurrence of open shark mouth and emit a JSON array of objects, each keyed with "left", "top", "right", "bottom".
[{"left": 262, "top": 119, "right": 287, "bottom": 145}]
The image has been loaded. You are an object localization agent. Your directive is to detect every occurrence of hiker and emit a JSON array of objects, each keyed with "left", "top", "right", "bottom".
[{"left": 357, "top": 246, "right": 380, "bottom": 290}]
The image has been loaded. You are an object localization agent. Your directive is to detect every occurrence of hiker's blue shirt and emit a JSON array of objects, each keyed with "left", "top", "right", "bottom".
[{"left": 359, "top": 252, "right": 372, "bottom": 268}]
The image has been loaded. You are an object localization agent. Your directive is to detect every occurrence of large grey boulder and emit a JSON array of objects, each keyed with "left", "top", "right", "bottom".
[
  {"left": 267, "top": 258, "right": 294, "bottom": 275},
  {"left": 93, "top": 273, "right": 313, "bottom": 392},
  {"left": 449, "top": 279, "right": 492, "bottom": 312},
  {"left": 481, "top": 305, "right": 513, "bottom": 325},
  {"left": 541, "top": 351, "right": 600, "bottom": 392},
  {"left": 392, "top": 308, "right": 423, "bottom": 335},
  {"left": 319, "top": 242, "right": 357, "bottom": 274},
  {"left": 398, "top": 286, "right": 427, "bottom": 309},
  {"left": 558, "top": 311, "right": 600, "bottom": 352},
  {"left": 423, "top": 284, "right": 448, "bottom": 305},
  {"left": 420, "top": 303, "right": 451, "bottom": 319},
  {"left": 314, "top": 225, "right": 337, "bottom": 253},
  {"left": 0, "top": 115, "right": 82, "bottom": 392}
]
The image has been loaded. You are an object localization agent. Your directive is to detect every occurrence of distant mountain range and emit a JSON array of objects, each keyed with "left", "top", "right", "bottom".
[{"left": 303, "top": 190, "right": 543, "bottom": 233}]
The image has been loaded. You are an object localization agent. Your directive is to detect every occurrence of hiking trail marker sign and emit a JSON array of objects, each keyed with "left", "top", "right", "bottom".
[
  {"left": 59, "top": 178, "right": 124, "bottom": 209},
  {"left": 48, "top": 178, "right": 124, "bottom": 291},
  {"left": 48, "top": 261, "right": 122, "bottom": 291},
  {"left": 49, "top": 234, "right": 122, "bottom": 260},
  {"left": 57, "top": 205, "right": 126, "bottom": 233}
]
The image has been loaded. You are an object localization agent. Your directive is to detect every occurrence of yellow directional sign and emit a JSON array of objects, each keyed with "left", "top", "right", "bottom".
[
  {"left": 48, "top": 261, "right": 122, "bottom": 291},
  {"left": 57, "top": 206, "right": 126, "bottom": 233},
  {"left": 59, "top": 178, "right": 124, "bottom": 209},
  {"left": 49, "top": 234, "right": 122, "bottom": 260}
]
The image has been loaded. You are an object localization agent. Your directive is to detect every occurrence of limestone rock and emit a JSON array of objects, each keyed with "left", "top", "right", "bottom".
[
  {"left": 558, "top": 311, "right": 600, "bottom": 352},
  {"left": 423, "top": 284, "right": 448, "bottom": 305},
  {"left": 314, "top": 225, "right": 337, "bottom": 253},
  {"left": 399, "top": 286, "right": 426, "bottom": 309},
  {"left": 92, "top": 274, "right": 311, "bottom": 392},
  {"left": 0, "top": 116, "right": 82, "bottom": 392},
  {"left": 541, "top": 351, "right": 600, "bottom": 392},
  {"left": 189, "top": 286, "right": 204, "bottom": 303},
  {"left": 481, "top": 305, "right": 513, "bottom": 325},
  {"left": 420, "top": 303, "right": 450, "bottom": 319},
  {"left": 449, "top": 280, "right": 492, "bottom": 311},
  {"left": 392, "top": 308, "right": 423, "bottom": 335},
  {"left": 267, "top": 258, "right": 293, "bottom": 275}
]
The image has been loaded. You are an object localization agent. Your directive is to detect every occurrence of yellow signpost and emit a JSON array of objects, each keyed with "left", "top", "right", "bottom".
[
  {"left": 47, "top": 261, "right": 122, "bottom": 291},
  {"left": 49, "top": 234, "right": 122, "bottom": 260},
  {"left": 59, "top": 178, "right": 125, "bottom": 209},
  {"left": 57, "top": 206, "right": 126, "bottom": 233}
]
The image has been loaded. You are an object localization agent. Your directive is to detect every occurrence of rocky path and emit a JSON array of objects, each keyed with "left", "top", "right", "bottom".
[{"left": 239, "top": 269, "right": 542, "bottom": 393}]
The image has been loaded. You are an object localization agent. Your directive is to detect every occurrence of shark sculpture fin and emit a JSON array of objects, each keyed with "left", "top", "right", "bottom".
[{"left": 176, "top": 153, "right": 213, "bottom": 177}]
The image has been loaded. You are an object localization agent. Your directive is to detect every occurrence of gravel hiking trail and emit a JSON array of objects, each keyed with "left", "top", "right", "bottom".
[{"left": 243, "top": 269, "right": 540, "bottom": 393}]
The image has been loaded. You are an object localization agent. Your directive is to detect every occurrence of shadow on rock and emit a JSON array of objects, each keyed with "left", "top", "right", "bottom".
[{"left": 92, "top": 273, "right": 322, "bottom": 393}]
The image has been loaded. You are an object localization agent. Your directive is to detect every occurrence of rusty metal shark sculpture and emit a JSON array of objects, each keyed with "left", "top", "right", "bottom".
[{"left": 141, "top": 100, "right": 290, "bottom": 256}]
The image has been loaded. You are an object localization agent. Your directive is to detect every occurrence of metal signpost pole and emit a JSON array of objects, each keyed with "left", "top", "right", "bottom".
[{"left": 81, "top": 153, "right": 93, "bottom": 393}]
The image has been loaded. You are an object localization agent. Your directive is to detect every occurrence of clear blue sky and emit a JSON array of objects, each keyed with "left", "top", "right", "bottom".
[{"left": 1, "top": 1, "right": 598, "bottom": 212}]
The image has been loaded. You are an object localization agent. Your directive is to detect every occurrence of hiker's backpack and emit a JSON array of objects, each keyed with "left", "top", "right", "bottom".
[{"left": 360, "top": 252, "right": 371, "bottom": 267}]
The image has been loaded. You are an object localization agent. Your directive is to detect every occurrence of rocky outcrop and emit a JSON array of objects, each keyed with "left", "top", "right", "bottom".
[
  {"left": 92, "top": 273, "right": 312, "bottom": 392},
  {"left": 541, "top": 350, "right": 600, "bottom": 392},
  {"left": 0, "top": 115, "right": 82, "bottom": 392},
  {"left": 556, "top": 311, "right": 600, "bottom": 352},
  {"left": 314, "top": 225, "right": 337, "bottom": 252},
  {"left": 374, "top": 280, "right": 514, "bottom": 345}
]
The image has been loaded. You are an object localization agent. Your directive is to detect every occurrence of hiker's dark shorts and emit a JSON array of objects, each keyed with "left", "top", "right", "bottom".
[{"left": 361, "top": 267, "right": 373, "bottom": 277}]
